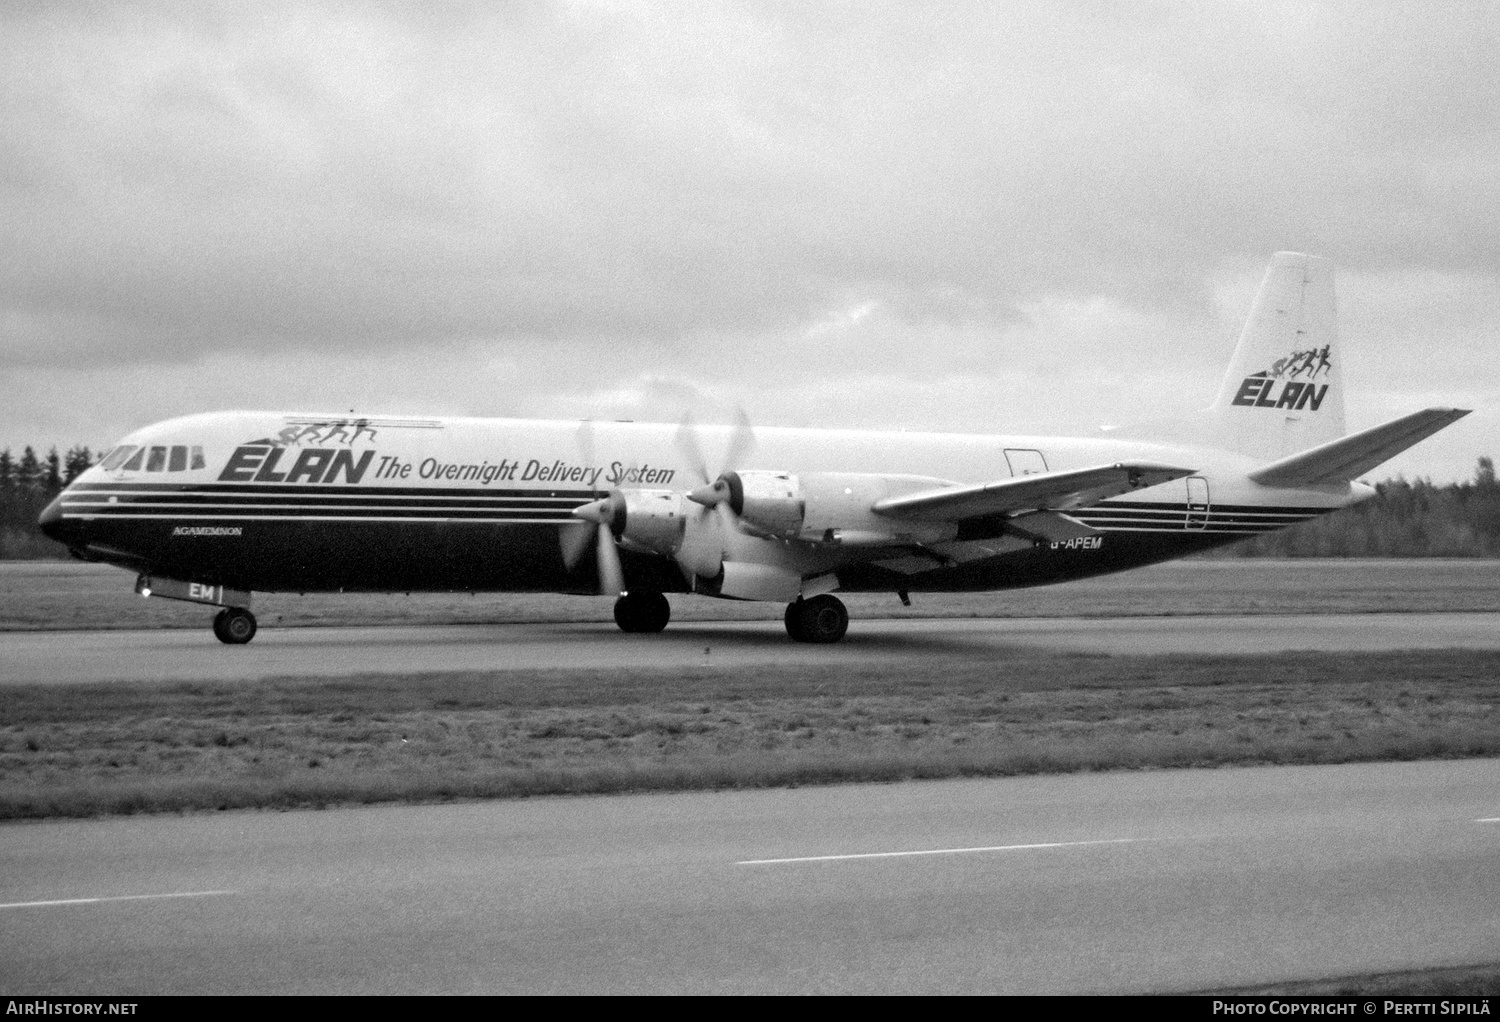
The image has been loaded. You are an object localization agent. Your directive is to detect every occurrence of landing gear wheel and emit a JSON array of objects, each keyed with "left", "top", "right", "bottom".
[
  {"left": 787, "top": 594, "right": 848, "bottom": 644},
  {"left": 613, "top": 591, "right": 670, "bottom": 634},
  {"left": 784, "top": 600, "right": 806, "bottom": 642},
  {"left": 213, "top": 607, "right": 257, "bottom": 645}
]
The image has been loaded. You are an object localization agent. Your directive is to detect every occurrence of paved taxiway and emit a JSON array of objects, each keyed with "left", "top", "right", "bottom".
[
  {"left": 3, "top": 611, "right": 1499, "bottom": 684},
  {"left": 3, "top": 759, "right": 1498, "bottom": 994}
]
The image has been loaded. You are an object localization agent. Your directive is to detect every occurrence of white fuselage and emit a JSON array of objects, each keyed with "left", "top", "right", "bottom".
[{"left": 41, "top": 411, "right": 1364, "bottom": 597}]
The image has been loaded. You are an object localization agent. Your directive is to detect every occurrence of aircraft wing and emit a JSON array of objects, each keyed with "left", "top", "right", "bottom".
[
  {"left": 1248, "top": 408, "right": 1471, "bottom": 488},
  {"left": 870, "top": 462, "right": 1197, "bottom": 523}
]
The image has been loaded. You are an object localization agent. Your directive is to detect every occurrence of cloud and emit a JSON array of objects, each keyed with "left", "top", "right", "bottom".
[{"left": 1, "top": 2, "right": 1496, "bottom": 478}]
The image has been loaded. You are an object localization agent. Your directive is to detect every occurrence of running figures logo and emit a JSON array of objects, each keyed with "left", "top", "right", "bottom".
[
  {"left": 1231, "top": 345, "right": 1333, "bottom": 411},
  {"left": 248, "top": 418, "right": 380, "bottom": 448},
  {"left": 242, "top": 415, "right": 445, "bottom": 448}
]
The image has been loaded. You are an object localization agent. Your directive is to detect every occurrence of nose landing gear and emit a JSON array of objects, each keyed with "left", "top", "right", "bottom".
[
  {"left": 784, "top": 594, "right": 848, "bottom": 644},
  {"left": 213, "top": 607, "right": 258, "bottom": 644}
]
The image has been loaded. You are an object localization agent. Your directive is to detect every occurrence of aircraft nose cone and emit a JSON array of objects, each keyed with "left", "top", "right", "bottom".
[{"left": 38, "top": 492, "right": 70, "bottom": 542}]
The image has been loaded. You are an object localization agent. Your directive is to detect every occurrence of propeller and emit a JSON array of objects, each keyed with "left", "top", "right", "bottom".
[
  {"left": 672, "top": 408, "right": 757, "bottom": 581},
  {"left": 561, "top": 409, "right": 759, "bottom": 592},
  {"left": 558, "top": 419, "right": 626, "bottom": 595},
  {"left": 675, "top": 407, "right": 756, "bottom": 495},
  {"left": 570, "top": 492, "right": 625, "bottom": 596}
]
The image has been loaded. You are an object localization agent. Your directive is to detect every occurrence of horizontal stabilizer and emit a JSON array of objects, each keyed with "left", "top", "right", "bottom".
[
  {"left": 1248, "top": 408, "right": 1471, "bottom": 488},
  {"left": 872, "top": 462, "right": 1196, "bottom": 522}
]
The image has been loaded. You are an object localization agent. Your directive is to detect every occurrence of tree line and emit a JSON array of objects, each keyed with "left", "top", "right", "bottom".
[
  {"left": 1, "top": 444, "right": 1497, "bottom": 559},
  {"left": 0, "top": 446, "right": 95, "bottom": 558},
  {"left": 1214, "top": 456, "right": 1500, "bottom": 558}
]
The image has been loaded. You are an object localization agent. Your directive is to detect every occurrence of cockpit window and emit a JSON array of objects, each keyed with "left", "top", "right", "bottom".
[
  {"left": 99, "top": 446, "right": 137, "bottom": 471},
  {"left": 105, "top": 442, "right": 203, "bottom": 472}
]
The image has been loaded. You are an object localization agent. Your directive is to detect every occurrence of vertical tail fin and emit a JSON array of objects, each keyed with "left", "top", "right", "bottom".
[{"left": 1208, "top": 252, "right": 1346, "bottom": 459}]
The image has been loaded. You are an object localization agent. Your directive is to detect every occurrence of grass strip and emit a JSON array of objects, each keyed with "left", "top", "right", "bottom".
[
  {"left": 2, "top": 649, "right": 1498, "bottom": 819},
  {"left": 1206, "top": 961, "right": 1500, "bottom": 996}
]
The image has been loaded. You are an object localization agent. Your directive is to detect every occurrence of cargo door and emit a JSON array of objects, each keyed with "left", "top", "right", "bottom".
[{"left": 1004, "top": 449, "right": 1049, "bottom": 477}]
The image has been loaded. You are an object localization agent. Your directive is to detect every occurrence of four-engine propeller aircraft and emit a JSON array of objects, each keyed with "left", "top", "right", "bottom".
[{"left": 40, "top": 253, "right": 1469, "bottom": 644}]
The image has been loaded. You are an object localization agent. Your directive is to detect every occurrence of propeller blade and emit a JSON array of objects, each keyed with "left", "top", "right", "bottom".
[
  {"left": 565, "top": 492, "right": 624, "bottom": 592},
  {"left": 674, "top": 413, "right": 711, "bottom": 485},
  {"left": 721, "top": 406, "right": 756, "bottom": 475},
  {"left": 559, "top": 520, "right": 594, "bottom": 569},
  {"left": 678, "top": 407, "right": 754, "bottom": 507},
  {"left": 576, "top": 419, "right": 598, "bottom": 494},
  {"left": 596, "top": 521, "right": 624, "bottom": 595},
  {"left": 560, "top": 418, "right": 606, "bottom": 574},
  {"left": 675, "top": 502, "right": 724, "bottom": 582},
  {"left": 713, "top": 500, "right": 741, "bottom": 539}
]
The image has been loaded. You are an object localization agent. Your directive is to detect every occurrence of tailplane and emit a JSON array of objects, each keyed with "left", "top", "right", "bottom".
[{"left": 1248, "top": 407, "right": 1470, "bottom": 487}]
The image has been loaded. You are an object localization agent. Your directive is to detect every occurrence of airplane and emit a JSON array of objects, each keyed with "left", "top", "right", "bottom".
[{"left": 39, "top": 252, "right": 1469, "bottom": 645}]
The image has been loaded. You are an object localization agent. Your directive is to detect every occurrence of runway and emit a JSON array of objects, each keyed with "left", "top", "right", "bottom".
[
  {"left": 2, "top": 611, "right": 1498, "bottom": 684},
  {"left": 2, "top": 759, "right": 1498, "bottom": 994}
]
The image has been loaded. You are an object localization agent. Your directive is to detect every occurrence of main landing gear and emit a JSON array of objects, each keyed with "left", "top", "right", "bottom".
[
  {"left": 608, "top": 590, "right": 850, "bottom": 642},
  {"left": 212, "top": 606, "right": 257, "bottom": 645},
  {"left": 614, "top": 591, "right": 671, "bottom": 633},
  {"left": 784, "top": 594, "right": 848, "bottom": 644}
]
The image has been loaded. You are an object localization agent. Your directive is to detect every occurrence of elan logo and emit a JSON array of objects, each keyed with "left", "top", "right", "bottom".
[
  {"left": 218, "top": 446, "right": 374, "bottom": 484},
  {"left": 1231, "top": 345, "right": 1334, "bottom": 411},
  {"left": 1231, "top": 376, "right": 1329, "bottom": 411}
]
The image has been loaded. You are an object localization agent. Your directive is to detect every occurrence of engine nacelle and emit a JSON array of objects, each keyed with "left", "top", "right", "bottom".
[
  {"left": 604, "top": 488, "right": 724, "bottom": 578},
  {"left": 608, "top": 489, "right": 686, "bottom": 557},
  {"left": 713, "top": 471, "right": 958, "bottom": 547},
  {"left": 718, "top": 471, "right": 805, "bottom": 538}
]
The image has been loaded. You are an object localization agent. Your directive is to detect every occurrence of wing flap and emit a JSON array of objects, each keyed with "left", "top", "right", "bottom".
[
  {"left": 1004, "top": 510, "right": 1100, "bottom": 542},
  {"left": 871, "top": 462, "right": 1197, "bottom": 522},
  {"left": 1248, "top": 408, "right": 1470, "bottom": 488}
]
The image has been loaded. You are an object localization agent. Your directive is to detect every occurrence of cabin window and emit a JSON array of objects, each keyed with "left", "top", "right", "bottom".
[
  {"left": 169, "top": 446, "right": 188, "bottom": 472},
  {"left": 190, "top": 446, "right": 206, "bottom": 470},
  {"left": 99, "top": 446, "right": 136, "bottom": 471},
  {"left": 121, "top": 448, "right": 145, "bottom": 471},
  {"left": 146, "top": 446, "right": 167, "bottom": 472}
]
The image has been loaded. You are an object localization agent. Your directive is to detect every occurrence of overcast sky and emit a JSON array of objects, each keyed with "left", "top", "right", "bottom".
[{"left": 3, "top": 1, "right": 1496, "bottom": 480}]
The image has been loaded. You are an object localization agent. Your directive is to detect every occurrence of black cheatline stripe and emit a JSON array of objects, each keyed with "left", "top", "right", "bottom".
[
  {"left": 1079, "top": 504, "right": 1321, "bottom": 517},
  {"left": 1081, "top": 505, "right": 1323, "bottom": 517},
  {"left": 68, "top": 507, "right": 575, "bottom": 521},
  {"left": 70, "top": 516, "right": 569, "bottom": 525},
  {"left": 1083, "top": 501, "right": 1335, "bottom": 515},
  {"left": 1074, "top": 507, "right": 1308, "bottom": 519},
  {"left": 1093, "top": 523, "right": 1278, "bottom": 533},
  {"left": 68, "top": 481, "right": 600, "bottom": 499},
  {"left": 1077, "top": 517, "right": 1311, "bottom": 530},
  {"left": 62, "top": 493, "right": 583, "bottom": 510},
  {"left": 1080, "top": 510, "right": 1314, "bottom": 525}
]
